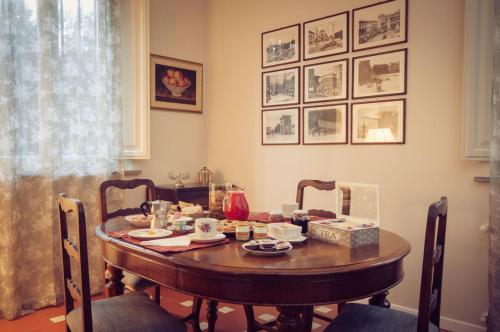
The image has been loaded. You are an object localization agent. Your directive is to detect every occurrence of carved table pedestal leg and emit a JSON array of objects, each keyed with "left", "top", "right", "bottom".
[
  {"left": 105, "top": 265, "right": 124, "bottom": 297},
  {"left": 207, "top": 300, "right": 218, "bottom": 332},
  {"left": 276, "top": 306, "right": 303, "bottom": 332},
  {"left": 369, "top": 291, "right": 391, "bottom": 308}
]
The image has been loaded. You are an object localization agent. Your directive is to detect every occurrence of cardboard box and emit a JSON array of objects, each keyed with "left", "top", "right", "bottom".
[{"left": 307, "top": 219, "right": 379, "bottom": 248}]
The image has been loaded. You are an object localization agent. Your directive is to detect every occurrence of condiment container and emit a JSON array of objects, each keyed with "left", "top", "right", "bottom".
[
  {"left": 235, "top": 222, "right": 250, "bottom": 241},
  {"left": 268, "top": 211, "right": 285, "bottom": 223},
  {"left": 267, "top": 223, "right": 302, "bottom": 240},
  {"left": 253, "top": 223, "right": 268, "bottom": 239},
  {"left": 292, "top": 209, "right": 310, "bottom": 234}
]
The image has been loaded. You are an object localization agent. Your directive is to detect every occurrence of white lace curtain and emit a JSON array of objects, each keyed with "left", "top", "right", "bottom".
[{"left": 0, "top": 0, "right": 122, "bottom": 319}]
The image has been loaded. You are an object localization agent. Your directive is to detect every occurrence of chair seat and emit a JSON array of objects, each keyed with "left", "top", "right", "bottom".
[
  {"left": 66, "top": 292, "right": 186, "bottom": 332},
  {"left": 325, "top": 303, "right": 438, "bottom": 332}
]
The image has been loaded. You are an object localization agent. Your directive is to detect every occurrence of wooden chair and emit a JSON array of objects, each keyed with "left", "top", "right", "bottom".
[
  {"left": 296, "top": 179, "right": 337, "bottom": 219},
  {"left": 99, "top": 179, "right": 204, "bottom": 331},
  {"left": 99, "top": 179, "right": 161, "bottom": 303},
  {"left": 58, "top": 193, "right": 186, "bottom": 332},
  {"left": 325, "top": 196, "right": 448, "bottom": 332}
]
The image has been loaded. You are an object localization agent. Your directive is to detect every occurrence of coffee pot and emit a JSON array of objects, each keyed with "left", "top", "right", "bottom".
[{"left": 140, "top": 200, "right": 171, "bottom": 228}]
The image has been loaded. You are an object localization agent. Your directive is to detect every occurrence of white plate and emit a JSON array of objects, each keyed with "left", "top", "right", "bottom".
[
  {"left": 242, "top": 240, "right": 293, "bottom": 256},
  {"left": 125, "top": 214, "right": 152, "bottom": 227},
  {"left": 189, "top": 233, "right": 226, "bottom": 244},
  {"left": 128, "top": 229, "right": 172, "bottom": 240},
  {"left": 167, "top": 225, "right": 194, "bottom": 232},
  {"left": 270, "top": 235, "right": 307, "bottom": 244}
]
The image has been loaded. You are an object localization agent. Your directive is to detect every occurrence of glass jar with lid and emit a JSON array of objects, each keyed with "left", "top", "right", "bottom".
[{"left": 292, "top": 209, "right": 310, "bottom": 234}]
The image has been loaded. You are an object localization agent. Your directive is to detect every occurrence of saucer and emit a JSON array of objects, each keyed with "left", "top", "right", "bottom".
[
  {"left": 189, "top": 233, "right": 226, "bottom": 244},
  {"left": 128, "top": 228, "right": 172, "bottom": 240},
  {"left": 270, "top": 235, "right": 307, "bottom": 244}
]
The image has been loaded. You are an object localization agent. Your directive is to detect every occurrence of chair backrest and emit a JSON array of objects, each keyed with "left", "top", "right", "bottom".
[
  {"left": 295, "top": 179, "right": 337, "bottom": 218},
  {"left": 99, "top": 178, "right": 158, "bottom": 223},
  {"left": 417, "top": 196, "right": 448, "bottom": 331},
  {"left": 58, "top": 193, "right": 93, "bottom": 332}
]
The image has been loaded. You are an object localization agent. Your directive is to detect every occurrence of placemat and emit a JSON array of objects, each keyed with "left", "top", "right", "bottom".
[{"left": 108, "top": 229, "right": 229, "bottom": 253}]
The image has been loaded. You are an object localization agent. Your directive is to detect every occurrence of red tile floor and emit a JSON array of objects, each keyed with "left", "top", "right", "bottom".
[{"left": 0, "top": 287, "right": 338, "bottom": 331}]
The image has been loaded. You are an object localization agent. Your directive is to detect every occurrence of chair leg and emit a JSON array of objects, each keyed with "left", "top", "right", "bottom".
[
  {"left": 153, "top": 285, "right": 161, "bottom": 304},
  {"left": 337, "top": 302, "right": 345, "bottom": 313}
]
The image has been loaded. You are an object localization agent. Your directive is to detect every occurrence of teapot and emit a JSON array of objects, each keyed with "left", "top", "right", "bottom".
[{"left": 223, "top": 187, "right": 249, "bottom": 221}]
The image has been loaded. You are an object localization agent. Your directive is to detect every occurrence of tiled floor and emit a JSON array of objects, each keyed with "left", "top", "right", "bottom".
[{"left": 0, "top": 287, "right": 337, "bottom": 332}]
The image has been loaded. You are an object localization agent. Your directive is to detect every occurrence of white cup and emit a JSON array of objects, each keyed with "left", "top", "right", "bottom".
[
  {"left": 282, "top": 203, "right": 299, "bottom": 218},
  {"left": 195, "top": 218, "right": 218, "bottom": 238}
]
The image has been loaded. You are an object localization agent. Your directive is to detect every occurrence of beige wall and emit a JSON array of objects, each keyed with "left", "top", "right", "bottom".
[
  {"left": 133, "top": 0, "right": 207, "bottom": 186},
  {"left": 205, "top": 0, "right": 489, "bottom": 330}
]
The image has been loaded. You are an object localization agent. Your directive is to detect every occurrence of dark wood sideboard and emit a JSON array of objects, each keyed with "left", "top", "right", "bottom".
[{"left": 155, "top": 183, "right": 209, "bottom": 209}]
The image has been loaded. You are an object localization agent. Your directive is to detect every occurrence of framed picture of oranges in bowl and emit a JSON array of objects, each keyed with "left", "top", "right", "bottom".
[{"left": 150, "top": 54, "right": 203, "bottom": 112}]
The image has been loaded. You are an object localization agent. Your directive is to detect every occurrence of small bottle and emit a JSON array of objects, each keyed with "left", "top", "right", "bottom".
[
  {"left": 253, "top": 223, "right": 268, "bottom": 239},
  {"left": 235, "top": 221, "right": 251, "bottom": 241},
  {"left": 292, "top": 210, "right": 310, "bottom": 234},
  {"left": 268, "top": 211, "right": 285, "bottom": 223}
]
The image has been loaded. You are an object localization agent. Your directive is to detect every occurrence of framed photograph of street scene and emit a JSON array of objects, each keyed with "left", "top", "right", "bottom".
[
  {"left": 262, "top": 24, "right": 300, "bottom": 68},
  {"left": 303, "top": 59, "right": 348, "bottom": 104},
  {"left": 351, "top": 99, "right": 405, "bottom": 144},
  {"left": 150, "top": 54, "right": 203, "bottom": 112},
  {"left": 262, "top": 66, "right": 300, "bottom": 107},
  {"left": 303, "top": 11, "right": 349, "bottom": 60},
  {"left": 352, "top": 0, "right": 408, "bottom": 52},
  {"left": 262, "top": 108, "right": 300, "bottom": 145},
  {"left": 352, "top": 48, "right": 407, "bottom": 99},
  {"left": 303, "top": 104, "right": 347, "bottom": 145}
]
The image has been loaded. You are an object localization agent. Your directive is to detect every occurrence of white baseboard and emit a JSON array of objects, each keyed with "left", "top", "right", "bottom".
[{"left": 352, "top": 300, "right": 486, "bottom": 332}]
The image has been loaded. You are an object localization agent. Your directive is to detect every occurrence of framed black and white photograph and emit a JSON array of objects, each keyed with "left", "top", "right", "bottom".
[
  {"left": 352, "top": 49, "right": 407, "bottom": 99},
  {"left": 303, "top": 104, "right": 347, "bottom": 145},
  {"left": 303, "top": 11, "right": 349, "bottom": 60},
  {"left": 351, "top": 99, "right": 405, "bottom": 144},
  {"left": 262, "top": 108, "right": 300, "bottom": 145},
  {"left": 262, "top": 67, "right": 300, "bottom": 107},
  {"left": 303, "top": 59, "right": 348, "bottom": 104},
  {"left": 262, "top": 24, "right": 300, "bottom": 68},
  {"left": 352, "top": 0, "right": 407, "bottom": 52}
]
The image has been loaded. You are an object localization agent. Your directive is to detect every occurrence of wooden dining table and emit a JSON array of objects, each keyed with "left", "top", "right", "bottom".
[{"left": 95, "top": 218, "right": 411, "bottom": 332}]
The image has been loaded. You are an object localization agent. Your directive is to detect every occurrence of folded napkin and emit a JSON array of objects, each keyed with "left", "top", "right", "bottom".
[{"left": 140, "top": 235, "right": 191, "bottom": 247}]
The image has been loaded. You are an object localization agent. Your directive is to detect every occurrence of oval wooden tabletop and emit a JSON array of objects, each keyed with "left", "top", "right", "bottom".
[{"left": 96, "top": 219, "right": 411, "bottom": 305}]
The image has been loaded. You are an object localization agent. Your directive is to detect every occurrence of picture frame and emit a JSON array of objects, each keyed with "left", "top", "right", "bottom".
[
  {"left": 262, "top": 66, "right": 300, "bottom": 108},
  {"left": 303, "top": 59, "right": 348, "bottom": 104},
  {"left": 303, "top": 11, "right": 349, "bottom": 60},
  {"left": 262, "top": 24, "right": 300, "bottom": 68},
  {"left": 352, "top": 0, "right": 408, "bottom": 52},
  {"left": 352, "top": 48, "right": 407, "bottom": 99},
  {"left": 150, "top": 54, "right": 203, "bottom": 112},
  {"left": 351, "top": 99, "right": 406, "bottom": 144},
  {"left": 303, "top": 103, "right": 348, "bottom": 145},
  {"left": 262, "top": 107, "right": 300, "bottom": 145}
]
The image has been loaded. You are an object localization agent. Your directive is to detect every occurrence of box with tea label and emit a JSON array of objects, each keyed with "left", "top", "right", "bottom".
[{"left": 307, "top": 219, "right": 379, "bottom": 248}]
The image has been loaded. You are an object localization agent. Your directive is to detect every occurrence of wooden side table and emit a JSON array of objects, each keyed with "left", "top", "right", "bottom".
[{"left": 155, "top": 183, "right": 209, "bottom": 209}]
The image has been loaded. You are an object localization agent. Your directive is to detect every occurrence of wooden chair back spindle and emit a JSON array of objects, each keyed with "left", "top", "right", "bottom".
[
  {"left": 417, "top": 196, "right": 448, "bottom": 331},
  {"left": 99, "top": 179, "right": 158, "bottom": 223},
  {"left": 296, "top": 179, "right": 337, "bottom": 218},
  {"left": 58, "top": 193, "right": 93, "bottom": 332}
]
